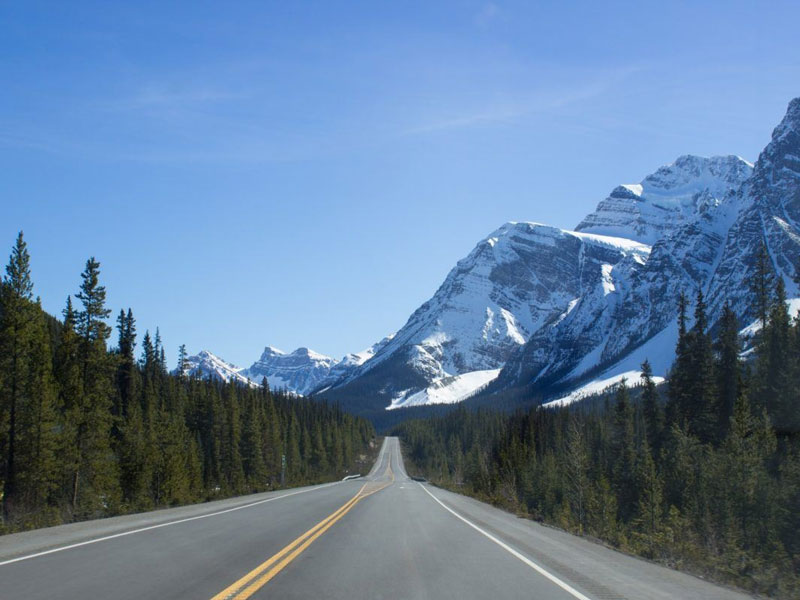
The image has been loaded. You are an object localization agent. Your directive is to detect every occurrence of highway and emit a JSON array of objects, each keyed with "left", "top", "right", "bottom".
[{"left": 0, "top": 437, "right": 750, "bottom": 599}]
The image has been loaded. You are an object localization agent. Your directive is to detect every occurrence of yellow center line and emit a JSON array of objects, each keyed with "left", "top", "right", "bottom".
[
  {"left": 209, "top": 477, "right": 395, "bottom": 600},
  {"left": 210, "top": 484, "right": 366, "bottom": 600}
]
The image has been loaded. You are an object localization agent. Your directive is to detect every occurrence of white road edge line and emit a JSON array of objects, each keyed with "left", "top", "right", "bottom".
[
  {"left": 0, "top": 481, "right": 341, "bottom": 567},
  {"left": 419, "top": 484, "right": 592, "bottom": 600}
]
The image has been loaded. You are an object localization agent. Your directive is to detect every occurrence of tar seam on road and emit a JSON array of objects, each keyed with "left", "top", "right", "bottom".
[
  {"left": 419, "top": 484, "right": 593, "bottom": 600},
  {"left": 0, "top": 481, "right": 342, "bottom": 568},
  {"left": 211, "top": 475, "right": 395, "bottom": 599}
]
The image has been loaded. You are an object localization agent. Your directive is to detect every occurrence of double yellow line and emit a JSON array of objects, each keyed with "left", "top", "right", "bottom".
[{"left": 211, "top": 480, "right": 392, "bottom": 600}]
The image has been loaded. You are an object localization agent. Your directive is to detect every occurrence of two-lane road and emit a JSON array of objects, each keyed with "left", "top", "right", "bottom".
[{"left": 0, "top": 438, "right": 750, "bottom": 599}]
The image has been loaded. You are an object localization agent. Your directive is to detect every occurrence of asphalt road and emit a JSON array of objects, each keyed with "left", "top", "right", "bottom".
[{"left": 0, "top": 437, "right": 752, "bottom": 599}]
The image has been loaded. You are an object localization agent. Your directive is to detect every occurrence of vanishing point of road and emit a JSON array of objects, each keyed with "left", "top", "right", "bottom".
[{"left": 0, "top": 437, "right": 750, "bottom": 599}]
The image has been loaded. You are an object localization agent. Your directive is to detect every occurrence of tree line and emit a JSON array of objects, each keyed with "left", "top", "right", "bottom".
[
  {"left": 395, "top": 254, "right": 800, "bottom": 599},
  {"left": 0, "top": 232, "right": 375, "bottom": 532}
]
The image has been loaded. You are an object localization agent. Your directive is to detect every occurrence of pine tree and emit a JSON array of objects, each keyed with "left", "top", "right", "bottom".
[
  {"left": 750, "top": 241, "right": 774, "bottom": 330},
  {"left": 715, "top": 302, "right": 742, "bottom": 440},
  {"left": 56, "top": 298, "right": 82, "bottom": 511},
  {"left": 667, "top": 292, "right": 691, "bottom": 427},
  {"left": 18, "top": 302, "right": 60, "bottom": 525},
  {"left": 565, "top": 414, "right": 589, "bottom": 533},
  {"left": 115, "top": 309, "right": 137, "bottom": 419},
  {"left": 686, "top": 289, "right": 717, "bottom": 443},
  {"left": 640, "top": 359, "right": 664, "bottom": 451},
  {"left": 611, "top": 380, "right": 637, "bottom": 521},
  {"left": 755, "top": 277, "right": 792, "bottom": 429},
  {"left": 0, "top": 233, "right": 60, "bottom": 524},
  {"left": 722, "top": 395, "right": 777, "bottom": 551},
  {"left": 634, "top": 436, "right": 663, "bottom": 554},
  {"left": 140, "top": 331, "right": 155, "bottom": 374},
  {"left": 177, "top": 344, "right": 188, "bottom": 377},
  {"left": 70, "top": 258, "right": 119, "bottom": 516},
  {"left": 0, "top": 232, "right": 35, "bottom": 521}
]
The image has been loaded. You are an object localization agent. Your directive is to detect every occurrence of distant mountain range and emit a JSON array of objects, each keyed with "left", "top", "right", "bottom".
[{"left": 181, "top": 97, "right": 800, "bottom": 418}]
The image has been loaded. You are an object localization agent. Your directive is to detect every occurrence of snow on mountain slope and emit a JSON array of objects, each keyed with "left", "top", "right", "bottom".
[
  {"left": 388, "top": 369, "right": 501, "bottom": 410},
  {"left": 179, "top": 350, "right": 256, "bottom": 386},
  {"left": 576, "top": 155, "right": 753, "bottom": 244},
  {"left": 321, "top": 221, "right": 649, "bottom": 408},
  {"left": 544, "top": 371, "right": 666, "bottom": 408}
]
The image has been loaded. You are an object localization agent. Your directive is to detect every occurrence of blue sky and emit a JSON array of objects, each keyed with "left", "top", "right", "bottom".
[{"left": 2, "top": 1, "right": 799, "bottom": 367}]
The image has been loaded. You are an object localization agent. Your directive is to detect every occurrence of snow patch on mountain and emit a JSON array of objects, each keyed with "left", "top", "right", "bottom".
[
  {"left": 544, "top": 370, "right": 665, "bottom": 408},
  {"left": 388, "top": 369, "right": 501, "bottom": 410}
]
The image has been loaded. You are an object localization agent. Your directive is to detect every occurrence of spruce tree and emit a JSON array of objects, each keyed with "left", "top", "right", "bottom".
[
  {"left": 634, "top": 436, "right": 663, "bottom": 553},
  {"left": 755, "top": 278, "right": 792, "bottom": 429},
  {"left": 722, "top": 394, "right": 777, "bottom": 551},
  {"left": 115, "top": 309, "right": 137, "bottom": 419},
  {"left": 565, "top": 414, "right": 589, "bottom": 533},
  {"left": 640, "top": 359, "right": 664, "bottom": 451},
  {"left": 0, "top": 232, "right": 35, "bottom": 522},
  {"left": 177, "top": 344, "right": 188, "bottom": 377},
  {"left": 667, "top": 292, "right": 691, "bottom": 427},
  {"left": 71, "top": 258, "right": 119, "bottom": 516},
  {"left": 687, "top": 289, "right": 717, "bottom": 443},
  {"left": 0, "top": 233, "right": 59, "bottom": 524},
  {"left": 750, "top": 241, "right": 774, "bottom": 330},
  {"left": 611, "top": 380, "right": 637, "bottom": 521},
  {"left": 19, "top": 301, "right": 60, "bottom": 525},
  {"left": 715, "top": 302, "right": 742, "bottom": 440}
]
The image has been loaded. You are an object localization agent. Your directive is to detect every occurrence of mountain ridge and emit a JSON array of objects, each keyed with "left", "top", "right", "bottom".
[{"left": 184, "top": 98, "right": 800, "bottom": 419}]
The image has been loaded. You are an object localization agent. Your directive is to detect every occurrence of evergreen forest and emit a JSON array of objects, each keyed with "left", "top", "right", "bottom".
[{"left": 0, "top": 232, "right": 375, "bottom": 533}]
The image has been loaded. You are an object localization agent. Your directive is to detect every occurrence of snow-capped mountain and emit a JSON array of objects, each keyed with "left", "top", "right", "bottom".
[
  {"left": 320, "top": 221, "right": 650, "bottom": 409},
  {"left": 179, "top": 350, "right": 256, "bottom": 386},
  {"left": 576, "top": 155, "right": 753, "bottom": 244},
  {"left": 239, "top": 335, "right": 396, "bottom": 396},
  {"left": 242, "top": 347, "right": 337, "bottom": 395},
  {"left": 177, "top": 336, "right": 396, "bottom": 397},
  {"left": 322, "top": 98, "right": 798, "bottom": 413},
  {"left": 185, "top": 98, "right": 800, "bottom": 415},
  {"left": 487, "top": 97, "right": 800, "bottom": 402}
]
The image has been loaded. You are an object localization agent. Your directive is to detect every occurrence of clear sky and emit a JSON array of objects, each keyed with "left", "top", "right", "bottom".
[{"left": 1, "top": 1, "right": 799, "bottom": 368}]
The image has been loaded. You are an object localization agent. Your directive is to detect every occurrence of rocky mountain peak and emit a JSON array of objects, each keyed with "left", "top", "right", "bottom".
[{"left": 575, "top": 154, "right": 752, "bottom": 244}]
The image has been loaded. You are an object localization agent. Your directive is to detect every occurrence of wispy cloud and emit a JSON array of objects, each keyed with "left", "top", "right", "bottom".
[{"left": 400, "top": 65, "right": 646, "bottom": 136}]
